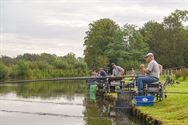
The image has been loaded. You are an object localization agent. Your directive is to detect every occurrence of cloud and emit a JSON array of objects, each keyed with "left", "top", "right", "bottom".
[
  {"left": 41, "top": 16, "right": 88, "bottom": 27},
  {"left": 0, "top": 33, "right": 84, "bottom": 57},
  {"left": 0, "top": 0, "right": 187, "bottom": 57}
]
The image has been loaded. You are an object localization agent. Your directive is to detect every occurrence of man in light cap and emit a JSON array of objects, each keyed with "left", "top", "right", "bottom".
[
  {"left": 111, "top": 63, "right": 124, "bottom": 77},
  {"left": 145, "top": 53, "right": 153, "bottom": 57},
  {"left": 137, "top": 53, "right": 160, "bottom": 94}
]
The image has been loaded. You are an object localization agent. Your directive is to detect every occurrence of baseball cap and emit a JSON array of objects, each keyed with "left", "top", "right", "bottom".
[
  {"left": 111, "top": 63, "right": 115, "bottom": 66},
  {"left": 145, "top": 53, "right": 154, "bottom": 57}
]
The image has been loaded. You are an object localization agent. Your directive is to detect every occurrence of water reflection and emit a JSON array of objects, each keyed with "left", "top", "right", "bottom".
[
  {"left": 89, "top": 84, "right": 97, "bottom": 102},
  {"left": 85, "top": 94, "right": 138, "bottom": 125},
  {"left": 0, "top": 81, "right": 86, "bottom": 98},
  {"left": 0, "top": 81, "right": 139, "bottom": 125},
  {"left": 0, "top": 81, "right": 86, "bottom": 125}
]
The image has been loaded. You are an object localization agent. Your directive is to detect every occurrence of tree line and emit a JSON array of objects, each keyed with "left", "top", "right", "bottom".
[
  {"left": 0, "top": 53, "right": 89, "bottom": 80},
  {"left": 0, "top": 10, "right": 187, "bottom": 81},
  {"left": 84, "top": 10, "right": 188, "bottom": 71}
]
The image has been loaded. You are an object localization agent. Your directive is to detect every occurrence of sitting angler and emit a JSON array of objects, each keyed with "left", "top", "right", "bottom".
[
  {"left": 138, "top": 53, "right": 160, "bottom": 94},
  {"left": 98, "top": 68, "right": 108, "bottom": 77}
]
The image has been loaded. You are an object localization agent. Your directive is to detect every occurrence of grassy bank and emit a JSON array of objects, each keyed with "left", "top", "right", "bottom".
[
  {"left": 138, "top": 83, "right": 188, "bottom": 125},
  {"left": 105, "top": 80, "right": 188, "bottom": 125}
]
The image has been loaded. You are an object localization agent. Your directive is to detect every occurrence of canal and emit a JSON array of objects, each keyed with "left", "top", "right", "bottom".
[{"left": 0, "top": 81, "right": 140, "bottom": 125}]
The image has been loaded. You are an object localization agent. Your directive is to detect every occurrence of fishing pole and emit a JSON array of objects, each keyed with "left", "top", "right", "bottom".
[{"left": 0, "top": 75, "right": 140, "bottom": 84}]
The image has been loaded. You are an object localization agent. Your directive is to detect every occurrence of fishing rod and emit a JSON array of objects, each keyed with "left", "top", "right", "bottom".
[
  {"left": 0, "top": 75, "right": 139, "bottom": 84},
  {"left": 147, "top": 91, "right": 188, "bottom": 95}
]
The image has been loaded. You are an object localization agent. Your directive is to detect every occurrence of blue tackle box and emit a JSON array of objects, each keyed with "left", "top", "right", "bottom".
[{"left": 135, "top": 96, "right": 154, "bottom": 106}]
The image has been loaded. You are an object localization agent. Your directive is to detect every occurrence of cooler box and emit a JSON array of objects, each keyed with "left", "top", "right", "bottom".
[{"left": 135, "top": 96, "right": 154, "bottom": 106}]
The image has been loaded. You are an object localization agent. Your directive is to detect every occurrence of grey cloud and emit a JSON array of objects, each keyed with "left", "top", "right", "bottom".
[
  {"left": 0, "top": 0, "right": 187, "bottom": 57},
  {"left": 1, "top": 33, "right": 84, "bottom": 57}
]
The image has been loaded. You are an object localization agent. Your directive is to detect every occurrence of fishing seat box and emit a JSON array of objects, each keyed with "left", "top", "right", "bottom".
[{"left": 135, "top": 96, "right": 154, "bottom": 106}]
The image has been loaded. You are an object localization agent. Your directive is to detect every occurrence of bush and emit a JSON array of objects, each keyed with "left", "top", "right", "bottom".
[
  {"left": 0, "top": 62, "right": 9, "bottom": 80},
  {"left": 175, "top": 69, "right": 188, "bottom": 80},
  {"left": 10, "top": 61, "right": 31, "bottom": 79},
  {"left": 1, "top": 53, "right": 89, "bottom": 80}
]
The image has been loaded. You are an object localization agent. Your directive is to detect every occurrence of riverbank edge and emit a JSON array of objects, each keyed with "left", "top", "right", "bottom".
[{"left": 103, "top": 92, "right": 163, "bottom": 125}]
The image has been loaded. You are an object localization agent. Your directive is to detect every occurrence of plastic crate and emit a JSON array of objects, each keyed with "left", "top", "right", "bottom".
[{"left": 135, "top": 96, "right": 154, "bottom": 106}]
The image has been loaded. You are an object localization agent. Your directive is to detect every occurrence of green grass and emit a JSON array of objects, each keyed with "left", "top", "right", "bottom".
[
  {"left": 175, "top": 77, "right": 188, "bottom": 83},
  {"left": 138, "top": 83, "right": 188, "bottom": 125}
]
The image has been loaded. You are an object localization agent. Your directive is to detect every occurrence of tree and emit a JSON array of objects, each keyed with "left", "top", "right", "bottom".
[
  {"left": 84, "top": 19, "right": 149, "bottom": 71},
  {"left": 163, "top": 10, "right": 188, "bottom": 29},
  {"left": 162, "top": 10, "right": 188, "bottom": 67},
  {"left": 40, "top": 53, "right": 57, "bottom": 65},
  {"left": 121, "top": 24, "right": 149, "bottom": 69},
  {"left": 0, "top": 56, "right": 14, "bottom": 66},
  {"left": 84, "top": 18, "right": 122, "bottom": 70},
  {"left": 10, "top": 61, "right": 31, "bottom": 79},
  {"left": 140, "top": 21, "right": 166, "bottom": 64},
  {"left": 0, "top": 62, "right": 8, "bottom": 80},
  {"left": 140, "top": 10, "right": 188, "bottom": 68},
  {"left": 15, "top": 53, "right": 40, "bottom": 62}
]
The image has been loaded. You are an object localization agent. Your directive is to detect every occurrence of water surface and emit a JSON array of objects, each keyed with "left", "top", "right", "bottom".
[{"left": 0, "top": 82, "right": 139, "bottom": 125}]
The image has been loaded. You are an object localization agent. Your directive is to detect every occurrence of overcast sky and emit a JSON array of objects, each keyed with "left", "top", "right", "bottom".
[{"left": 0, "top": 0, "right": 187, "bottom": 57}]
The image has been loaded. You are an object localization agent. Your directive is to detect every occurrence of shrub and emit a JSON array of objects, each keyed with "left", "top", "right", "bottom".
[
  {"left": 175, "top": 69, "right": 188, "bottom": 80},
  {"left": 0, "top": 62, "right": 9, "bottom": 80}
]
